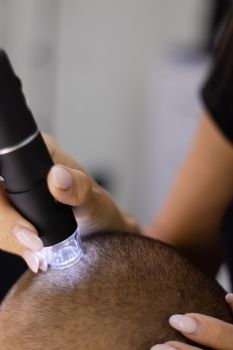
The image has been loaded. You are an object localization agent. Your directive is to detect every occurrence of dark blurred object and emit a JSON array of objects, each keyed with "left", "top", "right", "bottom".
[
  {"left": 93, "top": 173, "right": 111, "bottom": 191},
  {"left": 0, "top": 252, "right": 27, "bottom": 302},
  {"left": 221, "top": 200, "right": 233, "bottom": 290},
  {"left": 206, "top": 0, "right": 233, "bottom": 52},
  {"left": 91, "top": 170, "right": 114, "bottom": 193}
]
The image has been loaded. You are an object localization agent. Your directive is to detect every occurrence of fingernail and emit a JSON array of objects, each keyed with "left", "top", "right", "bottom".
[
  {"left": 151, "top": 345, "right": 177, "bottom": 350},
  {"left": 22, "top": 249, "right": 40, "bottom": 273},
  {"left": 39, "top": 257, "right": 48, "bottom": 272},
  {"left": 13, "top": 226, "right": 43, "bottom": 251},
  {"left": 36, "top": 252, "right": 48, "bottom": 272},
  {"left": 225, "top": 293, "right": 233, "bottom": 303},
  {"left": 51, "top": 165, "right": 72, "bottom": 190},
  {"left": 169, "top": 314, "right": 199, "bottom": 334}
]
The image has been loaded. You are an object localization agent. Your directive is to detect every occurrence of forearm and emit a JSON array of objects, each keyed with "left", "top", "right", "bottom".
[
  {"left": 146, "top": 111, "right": 233, "bottom": 276},
  {"left": 149, "top": 215, "right": 224, "bottom": 277}
]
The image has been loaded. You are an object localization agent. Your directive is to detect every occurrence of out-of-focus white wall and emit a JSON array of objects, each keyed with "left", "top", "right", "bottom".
[
  {"left": 55, "top": 0, "right": 161, "bottom": 212},
  {"left": 54, "top": 0, "right": 210, "bottom": 218},
  {"left": 0, "top": 0, "right": 211, "bottom": 222},
  {"left": 156, "top": 0, "right": 210, "bottom": 49},
  {"left": 0, "top": 0, "right": 60, "bottom": 132}
]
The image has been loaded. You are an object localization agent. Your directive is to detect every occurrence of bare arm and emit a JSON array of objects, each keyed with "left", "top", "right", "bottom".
[{"left": 148, "top": 110, "right": 233, "bottom": 276}]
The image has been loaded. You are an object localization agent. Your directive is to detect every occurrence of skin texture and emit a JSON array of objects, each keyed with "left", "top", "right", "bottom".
[
  {"left": 166, "top": 306, "right": 233, "bottom": 350},
  {"left": 0, "top": 232, "right": 232, "bottom": 350},
  {"left": 0, "top": 110, "right": 233, "bottom": 347}
]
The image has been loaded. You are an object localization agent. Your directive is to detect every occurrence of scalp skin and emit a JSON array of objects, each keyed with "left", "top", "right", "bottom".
[{"left": 0, "top": 232, "right": 232, "bottom": 350}]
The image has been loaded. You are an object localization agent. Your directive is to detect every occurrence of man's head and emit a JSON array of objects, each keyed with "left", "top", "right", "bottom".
[{"left": 0, "top": 232, "right": 232, "bottom": 350}]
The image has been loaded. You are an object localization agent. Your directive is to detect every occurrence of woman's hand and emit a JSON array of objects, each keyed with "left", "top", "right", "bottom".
[
  {"left": 0, "top": 133, "right": 139, "bottom": 272},
  {"left": 45, "top": 134, "right": 139, "bottom": 237},
  {"left": 151, "top": 293, "right": 233, "bottom": 350}
]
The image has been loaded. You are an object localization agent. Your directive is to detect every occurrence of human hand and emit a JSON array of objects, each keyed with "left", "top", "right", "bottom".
[
  {"left": 0, "top": 133, "right": 139, "bottom": 272},
  {"left": 45, "top": 134, "right": 139, "bottom": 237},
  {"left": 0, "top": 174, "right": 44, "bottom": 272},
  {"left": 150, "top": 293, "right": 233, "bottom": 350}
]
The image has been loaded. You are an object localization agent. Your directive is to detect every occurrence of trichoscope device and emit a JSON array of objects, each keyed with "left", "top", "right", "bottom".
[{"left": 0, "top": 49, "right": 83, "bottom": 270}]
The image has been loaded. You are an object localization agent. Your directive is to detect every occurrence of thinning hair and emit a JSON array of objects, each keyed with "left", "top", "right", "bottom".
[{"left": 0, "top": 232, "right": 232, "bottom": 350}]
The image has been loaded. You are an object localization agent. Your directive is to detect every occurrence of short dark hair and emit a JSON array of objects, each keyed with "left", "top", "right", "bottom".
[{"left": 0, "top": 232, "right": 232, "bottom": 350}]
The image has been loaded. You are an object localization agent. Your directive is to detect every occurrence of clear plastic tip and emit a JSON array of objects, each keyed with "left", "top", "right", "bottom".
[{"left": 41, "top": 228, "right": 84, "bottom": 270}]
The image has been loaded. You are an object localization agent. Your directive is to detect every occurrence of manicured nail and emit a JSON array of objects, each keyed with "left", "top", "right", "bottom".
[
  {"left": 36, "top": 252, "right": 48, "bottom": 272},
  {"left": 151, "top": 345, "right": 177, "bottom": 350},
  {"left": 22, "top": 249, "right": 40, "bottom": 273},
  {"left": 51, "top": 165, "right": 72, "bottom": 190},
  {"left": 13, "top": 226, "right": 43, "bottom": 251},
  {"left": 225, "top": 293, "right": 233, "bottom": 303},
  {"left": 39, "top": 257, "right": 48, "bottom": 272},
  {"left": 169, "top": 314, "right": 199, "bottom": 334}
]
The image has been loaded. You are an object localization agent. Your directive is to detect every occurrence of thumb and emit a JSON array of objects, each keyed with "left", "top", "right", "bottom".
[
  {"left": 47, "top": 165, "right": 93, "bottom": 207},
  {"left": 169, "top": 313, "right": 233, "bottom": 350}
]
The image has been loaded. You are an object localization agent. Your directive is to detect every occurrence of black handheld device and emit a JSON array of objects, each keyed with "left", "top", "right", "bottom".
[{"left": 0, "top": 50, "right": 83, "bottom": 269}]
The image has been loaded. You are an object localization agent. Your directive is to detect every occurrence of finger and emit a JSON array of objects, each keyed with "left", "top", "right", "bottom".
[
  {"left": 169, "top": 313, "right": 233, "bottom": 350},
  {"left": 225, "top": 293, "right": 233, "bottom": 311},
  {"left": 0, "top": 183, "right": 42, "bottom": 252},
  {"left": 12, "top": 226, "right": 43, "bottom": 252},
  {"left": 150, "top": 342, "right": 203, "bottom": 350},
  {"left": 41, "top": 133, "right": 57, "bottom": 159},
  {"left": 47, "top": 165, "right": 94, "bottom": 207},
  {"left": 0, "top": 209, "right": 43, "bottom": 258},
  {"left": 167, "top": 341, "right": 203, "bottom": 350},
  {"left": 42, "top": 133, "right": 85, "bottom": 171},
  {"left": 22, "top": 249, "right": 47, "bottom": 273},
  {"left": 21, "top": 250, "right": 47, "bottom": 273},
  {"left": 0, "top": 204, "right": 41, "bottom": 255},
  {"left": 22, "top": 249, "right": 40, "bottom": 273},
  {"left": 37, "top": 251, "right": 48, "bottom": 272}
]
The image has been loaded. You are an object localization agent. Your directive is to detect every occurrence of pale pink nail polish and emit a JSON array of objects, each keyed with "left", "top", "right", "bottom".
[
  {"left": 225, "top": 293, "right": 233, "bottom": 303},
  {"left": 36, "top": 252, "right": 48, "bottom": 272},
  {"left": 39, "top": 259, "right": 48, "bottom": 272},
  {"left": 151, "top": 345, "right": 177, "bottom": 350},
  {"left": 169, "top": 314, "right": 199, "bottom": 334},
  {"left": 51, "top": 165, "right": 72, "bottom": 190},
  {"left": 12, "top": 226, "right": 43, "bottom": 251},
  {"left": 22, "top": 249, "right": 40, "bottom": 273}
]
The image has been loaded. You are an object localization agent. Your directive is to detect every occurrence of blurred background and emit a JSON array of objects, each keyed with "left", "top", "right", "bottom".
[{"left": 0, "top": 0, "right": 233, "bottom": 288}]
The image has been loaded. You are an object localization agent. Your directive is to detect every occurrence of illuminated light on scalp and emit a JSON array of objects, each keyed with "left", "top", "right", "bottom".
[{"left": 41, "top": 229, "right": 84, "bottom": 270}]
